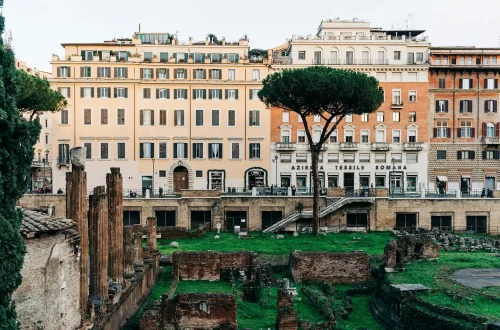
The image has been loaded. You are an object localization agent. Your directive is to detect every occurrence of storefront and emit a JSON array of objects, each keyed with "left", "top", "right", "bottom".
[{"left": 245, "top": 167, "right": 268, "bottom": 189}]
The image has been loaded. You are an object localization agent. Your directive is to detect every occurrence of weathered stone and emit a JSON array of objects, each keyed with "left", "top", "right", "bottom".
[
  {"left": 107, "top": 168, "right": 124, "bottom": 284},
  {"left": 123, "top": 226, "right": 135, "bottom": 278},
  {"left": 276, "top": 289, "right": 298, "bottom": 330},
  {"left": 133, "top": 224, "right": 144, "bottom": 271},
  {"left": 384, "top": 234, "right": 439, "bottom": 271},
  {"left": 89, "top": 185, "right": 109, "bottom": 299},
  {"left": 70, "top": 146, "right": 86, "bottom": 170}
]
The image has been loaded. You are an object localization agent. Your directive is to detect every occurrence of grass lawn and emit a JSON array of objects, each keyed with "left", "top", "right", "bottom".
[
  {"left": 157, "top": 231, "right": 392, "bottom": 256},
  {"left": 388, "top": 251, "right": 500, "bottom": 321}
]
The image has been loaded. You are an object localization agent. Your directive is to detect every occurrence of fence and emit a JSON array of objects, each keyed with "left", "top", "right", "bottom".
[{"left": 393, "top": 226, "right": 499, "bottom": 236}]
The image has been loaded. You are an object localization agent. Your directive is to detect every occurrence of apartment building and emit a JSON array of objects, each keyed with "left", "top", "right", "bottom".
[
  {"left": 270, "top": 19, "right": 430, "bottom": 193},
  {"left": 428, "top": 47, "right": 500, "bottom": 194},
  {"left": 16, "top": 59, "right": 53, "bottom": 192},
  {"left": 50, "top": 33, "right": 270, "bottom": 193}
]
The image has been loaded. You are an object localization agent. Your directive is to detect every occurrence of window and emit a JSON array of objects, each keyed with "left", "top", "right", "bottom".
[
  {"left": 117, "top": 109, "right": 125, "bottom": 125},
  {"left": 57, "top": 66, "right": 70, "bottom": 77},
  {"left": 375, "top": 153, "right": 386, "bottom": 163},
  {"left": 227, "top": 110, "right": 236, "bottom": 126},
  {"left": 159, "top": 170, "right": 167, "bottom": 178},
  {"left": 328, "top": 153, "right": 339, "bottom": 163},
  {"left": 280, "top": 154, "right": 291, "bottom": 163},
  {"left": 83, "top": 50, "right": 94, "bottom": 60},
  {"left": 314, "top": 114, "right": 321, "bottom": 122},
  {"left": 45, "top": 134, "right": 48, "bottom": 144},
  {"left": 249, "top": 110, "right": 260, "bottom": 126},
  {"left": 360, "top": 153, "right": 370, "bottom": 162},
  {"left": 228, "top": 69, "right": 236, "bottom": 81},
  {"left": 210, "top": 69, "right": 221, "bottom": 79},
  {"left": 394, "top": 51, "right": 401, "bottom": 60},
  {"left": 437, "top": 150, "right": 446, "bottom": 160},
  {"left": 375, "top": 175, "right": 386, "bottom": 187},
  {"left": 361, "top": 130, "right": 369, "bottom": 143},
  {"left": 344, "top": 130, "right": 353, "bottom": 142},
  {"left": 409, "top": 112, "right": 416, "bottom": 122},
  {"left": 143, "top": 88, "right": 152, "bottom": 99},
  {"left": 436, "top": 56, "right": 441, "bottom": 65},
  {"left": 226, "top": 89, "right": 238, "bottom": 100},
  {"left": 227, "top": 53, "right": 238, "bottom": 63},
  {"left": 123, "top": 211, "right": 140, "bottom": 226},
  {"left": 174, "top": 110, "right": 185, "bottom": 126},
  {"left": 484, "top": 78, "right": 498, "bottom": 90},
  {"left": 459, "top": 100, "right": 473, "bottom": 113},
  {"left": 431, "top": 215, "right": 452, "bottom": 230},
  {"left": 115, "top": 67, "right": 127, "bottom": 78},
  {"left": 84, "top": 143, "right": 92, "bottom": 159},
  {"left": 344, "top": 153, "right": 355, "bottom": 162},
  {"left": 392, "top": 90, "right": 402, "bottom": 105},
  {"left": 459, "top": 121, "right": 473, "bottom": 138},
  {"left": 438, "top": 78, "right": 446, "bottom": 88},
  {"left": 436, "top": 100, "right": 449, "bottom": 113},
  {"left": 298, "top": 51, "right": 306, "bottom": 60},
  {"left": 249, "top": 143, "right": 261, "bottom": 159},
  {"left": 457, "top": 150, "right": 475, "bottom": 160},
  {"left": 100, "top": 109, "right": 108, "bottom": 125},
  {"left": 60, "top": 109, "right": 69, "bottom": 125},
  {"left": 361, "top": 113, "right": 369, "bottom": 122},
  {"left": 173, "top": 143, "right": 188, "bottom": 158},
  {"left": 176, "top": 69, "right": 185, "bottom": 79},
  {"left": 158, "top": 68, "right": 168, "bottom": 79},
  {"left": 329, "top": 130, "right": 337, "bottom": 143},
  {"left": 84, "top": 108, "right": 91, "bottom": 125},
  {"left": 100, "top": 143, "right": 109, "bottom": 159},
  {"left": 159, "top": 109, "right": 167, "bottom": 126},
  {"left": 483, "top": 150, "right": 500, "bottom": 160},
  {"left": 115, "top": 87, "right": 128, "bottom": 98},
  {"left": 485, "top": 100, "right": 498, "bottom": 113},
  {"left": 208, "top": 143, "right": 223, "bottom": 159},
  {"left": 377, "top": 112, "right": 384, "bottom": 122},
  {"left": 211, "top": 110, "right": 220, "bottom": 126},
  {"left": 158, "top": 142, "right": 167, "bottom": 159},
  {"left": 252, "top": 69, "right": 260, "bottom": 81},
  {"left": 459, "top": 78, "right": 473, "bottom": 89},
  {"left": 194, "top": 69, "right": 205, "bottom": 79},
  {"left": 408, "top": 130, "right": 417, "bottom": 142},
  {"left": 459, "top": 56, "right": 465, "bottom": 65},
  {"left": 416, "top": 53, "right": 424, "bottom": 62},
  {"left": 298, "top": 130, "right": 306, "bottom": 143},
  {"left": 396, "top": 213, "right": 417, "bottom": 229},
  {"left": 195, "top": 109, "right": 204, "bottom": 126},
  {"left": 209, "top": 89, "right": 222, "bottom": 99},
  {"left": 486, "top": 122, "right": 495, "bottom": 137},
  {"left": 392, "top": 130, "right": 401, "bottom": 143},
  {"left": 81, "top": 66, "right": 91, "bottom": 78},
  {"left": 312, "top": 129, "right": 321, "bottom": 143},
  {"left": 193, "top": 53, "right": 204, "bottom": 63},
  {"left": 81, "top": 87, "right": 94, "bottom": 98},
  {"left": 493, "top": 57, "right": 498, "bottom": 65},
  {"left": 296, "top": 153, "right": 307, "bottom": 163},
  {"left": 196, "top": 170, "right": 203, "bottom": 177},
  {"left": 97, "top": 67, "right": 110, "bottom": 78},
  {"left": 141, "top": 68, "right": 153, "bottom": 79},
  {"left": 140, "top": 142, "right": 155, "bottom": 159},
  {"left": 157, "top": 88, "right": 170, "bottom": 99},
  {"left": 443, "top": 56, "right": 448, "bottom": 65},
  {"left": 393, "top": 112, "right": 400, "bottom": 122},
  {"left": 192, "top": 143, "right": 204, "bottom": 159},
  {"left": 345, "top": 114, "right": 352, "bottom": 123},
  {"left": 193, "top": 89, "right": 206, "bottom": 100},
  {"left": 231, "top": 143, "right": 240, "bottom": 159},
  {"left": 140, "top": 109, "right": 154, "bottom": 126},
  {"left": 249, "top": 89, "right": 260, "bottom": 100},
  {"left": 391, "top": 153, "right": 402, "bottom": 162},
  {"left": 407, "top": 153, "right": 418, "bottom": 163},
  {"left": 58, "top": 87, "right": 70, "bottom": 98},
  {"left": 409, "top": 91, "right": 417, "bottom": 102},
  {"left": 434, "top": 121, "right": 448, "bottom": 138},
  {"left": 174, "top": 89, "right": 187, "bottom": 99},
  {"left": 117, "top": 142, "right": 126, "bottom": 159},
  {"left": 282, "top": 112, "right": 290, "bottom": 122},
  {"left": 97, "top": 87, "right": 110, "bottom": 98},
  {"left": 281, "top": 129, "right": 291, "bottom": 142}
]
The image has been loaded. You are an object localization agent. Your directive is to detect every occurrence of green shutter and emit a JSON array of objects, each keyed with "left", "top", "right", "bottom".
[
  {"left": 98, "top": 51, "right": 103, "bottom": 60},
  {"left": 173, "top": 53, "right": 177, "bottom": 62},
  {"left": 81, "top": 50, "right": 86, "bottom": 60},
  {"left": 184, "top": 53, "right": 189, "bottom": 62}
]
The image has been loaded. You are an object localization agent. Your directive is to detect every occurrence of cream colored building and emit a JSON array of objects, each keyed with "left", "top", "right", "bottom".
[
  {"left": 50, "top": 33, "right": 270, "bottom": 194},
  {"left": 16, "top": 59, "right": 53, "bottom": 192}
]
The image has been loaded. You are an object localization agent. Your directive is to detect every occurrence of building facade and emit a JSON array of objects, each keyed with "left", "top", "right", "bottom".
[
  {"left": 428, "top": 47, "right": 500, "bottom": 194},
  {"left": 50, "top": 33, "right": 270, "bottom": 193},
  {"left": 270, "top": 19, "right": 430, "bottom": 193},
  {"left": 16, "top": 59, "right": 53, "bottom": 192}
]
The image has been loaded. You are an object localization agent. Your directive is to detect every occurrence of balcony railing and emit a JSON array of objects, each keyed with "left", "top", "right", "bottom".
[
  {"left": 327, "top": 59, "right": 342, "bottom": 65},
  {"left": 404, "top": 142, "right": 424, "bottom": 151},
  {"left": 312, "top": 59, "right": 325, "bottom": 65},
  {"left": 482, "top": 137, "right": 500, "bottom": 144},
  {"left": 371, "top": 142, "right": 390, "bottom": 151},
  {"left": 375, "top": 59, "right": 389, "bottom": 65},
  {"left": 340, "top": 142, "right": 358, "bottom": 151},
  {"left": 276, "top": 142, "right": 296, "bottom": 151},
  {"left": 391, "top": 100, "right": 404, "bottom": 109},
  {"left": 358, "top": 59, "right": 373, "bottom": 65}
]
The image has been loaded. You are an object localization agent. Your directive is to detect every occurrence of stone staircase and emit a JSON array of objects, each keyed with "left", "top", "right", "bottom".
[{"left": 263, "top": 197, "right": 374, "bottom": 233}]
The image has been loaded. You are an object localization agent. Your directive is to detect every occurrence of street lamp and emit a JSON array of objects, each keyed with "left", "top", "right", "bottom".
[
  {"left": 272, "top": 155, "right": 279, "bottom": 186},
  {"left": 391, "top": 157, "right": 395, "bottom": 198},
  {"left": 152, "top": 158, "right": 155, "bottom": 197}
]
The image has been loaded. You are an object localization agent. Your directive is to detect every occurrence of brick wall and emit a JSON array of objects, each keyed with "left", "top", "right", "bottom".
[
  {"left": 289, "top": 252, "right": 370, "bottom": 284},
  {"left": 276, "top": 289, "right": 298, "bottom": 330},
  {"left": 13, "top": 232, "right": 81, "bottom": 330}
]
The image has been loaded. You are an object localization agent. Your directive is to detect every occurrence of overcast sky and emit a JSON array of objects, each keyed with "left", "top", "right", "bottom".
[{"left": 5, "top": 0, "right": 500, "bottom": 72}]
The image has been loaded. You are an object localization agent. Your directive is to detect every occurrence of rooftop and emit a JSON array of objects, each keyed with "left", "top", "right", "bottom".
[{"left": 20, "top": 209, "right": 75, "bottom": 237}]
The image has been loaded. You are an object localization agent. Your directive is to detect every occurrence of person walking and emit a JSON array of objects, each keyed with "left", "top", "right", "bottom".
[{"left": 159, "top": 186, "right": 163, "bottom": 198}]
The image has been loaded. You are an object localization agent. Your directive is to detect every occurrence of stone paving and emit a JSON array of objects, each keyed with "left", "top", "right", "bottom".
[{"left": 451, "top": 268, "right": 500, "bottom": 289}]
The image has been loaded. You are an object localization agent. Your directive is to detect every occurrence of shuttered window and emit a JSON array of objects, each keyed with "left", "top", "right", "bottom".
[
  {"left": 195, "top": 110, "right": 204, "bottom": 126},
  {"left": 208, "top": 143, "right": 223, "bottom": 159},
  {"left": 140, "top": 109, "right": 155, "bottom": 126},
  {"left": 84, "top": 143, "right": 92, "bottom": 159},
  {"left": 156, "top": 88, "right": 169, "bottom": 99},
  {"left": 249, "top": 143, "right": 261, "bottom": 159},
  {"left": 143, "top": 88, "right": 152, "bottom": 99},
  {"left": 249, "top": 110, "right": 260, "bottom": 126},
  {"left": 159, "top": 110, "right": 167, "bottom": 126},
  {"left": 84, "top": 109, "right": 91, "bottom": 125},
  {"left": 140, "top": 142, "right": 155, "bottom": 159},
  {"left": 117, "top": 109, "right": 125, "bottom": 125},
  {"left": 174, "top": 110, "right": 185, "bottom": 126},
  {"left": 100, "top": 109, "right": 108, "bottom": 125},
  {"left": 117, "top": 143, "right": 126, "bottom": 159},
  {"left": 58, "top": 144, "right": 70, "bottom": 164},
  {"left": 192, "top": 143, "right": 204, "bottom": 159},
  {"left": 61, "top": 109, "right": 69, "bottom": 125},
  {"left": 228, "top": 110, "right": 236, "bottom": 126},
  {"left": 231, "top": 143, "right": 240, "bottom": 159},
  {"left": 159, "top": 143, "right": 168, "bottom": 159},
  {"left": 100, "top": 143, "right": 109, "bottom": 159},
  {"left": 211, "top": 110, "right": 220, "bottom": 126},
  {"left": 209, "top": 89, "right": 222, "bottom": 99},
  {"left": 173, "top": 143, "right": 188, "bottom": 158}
]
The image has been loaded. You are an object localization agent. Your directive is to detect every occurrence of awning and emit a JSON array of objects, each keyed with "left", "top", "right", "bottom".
[{"left": 437, "top": 176, "right": 448, "bottom": 182}]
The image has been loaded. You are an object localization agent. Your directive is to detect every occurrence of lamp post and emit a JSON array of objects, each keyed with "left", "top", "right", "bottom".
[
  {"left": 391, "top": 157, "right": 395, "bottom": 198},
  {"left": 152, "top": 158, "right": 155, "bottom": 197},
  {"left": 273, "top": 155, "right": 279, "bottom": 186},
  {"left": 43, "top": 158, "right": 46, "bottom": 194}
]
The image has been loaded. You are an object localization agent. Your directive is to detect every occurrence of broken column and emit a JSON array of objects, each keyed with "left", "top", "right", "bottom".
[
  {"left": 147, "top": 217, "right": 157, "bottom": 250},
  {"left": 123, "top": 226, "right": 135, "bottom": 279},
  {"left": 107, "top": 168, "right": 123, "bottom": 284},
  {"left": 89, "top": 185, "right": 109, "bottom": 299},
  {"left": 65, "top": 147, "right": 89, "bottom": 315},
  {"left": 133, "top": 224, "right": 144, "bottom": 273}
]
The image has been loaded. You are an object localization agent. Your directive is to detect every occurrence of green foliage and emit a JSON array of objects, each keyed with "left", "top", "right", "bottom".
[
  {"left": 0, "top": 13, "right": 41, "bottom": 329},
  {"left": 157, "top": 231, "right": 391, "bottom": 256},
  {"left": 249, "top": 48, "right": 268, "bottom": 59},
  {"left": 15, "top": 70, "right": 67, "bottom": 120},
  {"left": 206, "top": 33, "right": 218, "bottom": 45}
]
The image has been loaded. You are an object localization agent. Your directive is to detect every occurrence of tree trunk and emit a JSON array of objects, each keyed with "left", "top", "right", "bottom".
[{"left": 311, "top": 148, "right": 320, "bottom": 236}]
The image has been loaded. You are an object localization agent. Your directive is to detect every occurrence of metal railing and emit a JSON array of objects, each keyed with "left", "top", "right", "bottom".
[
  {"left": 340, "top": 142, "right": 358, "bottom": 151},
  {"left": 345, "top": 189, "right": 374, "bottom": 198},
  {"left": 371, "top": 142, "right": 390, "bottom": 151},
  {"left": 374, "top": 59, "right": 389, "bottom": 65},
  {"left": 425, "top": 189, "right": 458, "bottom": 198},
  {"left": 461, "top": 189, "right": 494, "bottom": 198},
  {"left": 403, "top": 142, "right": 424, "bottom": 151},
  {"left": 276, "top": 142, "right": 296, "bottom": 151},
  {"left": 222, "top": 187, "right": 252, "bottom": 195}
]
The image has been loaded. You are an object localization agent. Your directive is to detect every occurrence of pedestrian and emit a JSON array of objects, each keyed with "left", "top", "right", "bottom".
[
  {"left": 291, "top": 185, "right": 296, "bottom": 196},
  {"left": 57, "top": 188, "right": 63, "bottom": 194},
  {"left": 159, "top": 186, "right": 163, "bottom": 198}
]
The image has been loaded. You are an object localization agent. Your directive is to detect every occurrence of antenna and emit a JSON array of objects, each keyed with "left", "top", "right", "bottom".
[
  {"left": 138, "top": 23, "right": 141, "bottom": 33},
  {"left": 408, "top": 13, "right": 415, "bottom": 29}
]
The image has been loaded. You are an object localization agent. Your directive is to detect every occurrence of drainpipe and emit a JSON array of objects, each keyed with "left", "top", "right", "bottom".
[
  {"left": 477, "top": 72, "right": 480, "bottom": 141},
  {"left": 452, "top": 72, "right": 456, "bottom": 140}
]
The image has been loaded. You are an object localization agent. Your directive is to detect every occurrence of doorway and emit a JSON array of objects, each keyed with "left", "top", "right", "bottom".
[
  {"left": 262, "top": 211, "right": 283, "bottom": 231},
  {"left": 390, "top": 172, "right": 403, "bottom": 194},
  {"left": 226, "top": 211, "right": 247, "bottom": 231},
  {"left": 141, "top": 176, "right": 152, "bottom": 196},
  {"left": 248, "top": 169, "right": 265, "bottom": 189},
  {"left": 173, "top": 166, "right": 189, "bottom": 190},
  {"left": 314, "top": 51, "right": 322, "bottom": 65},
  {"left": 486, "top": 176, "right": 495, "bottom": 191},
  {"left": 461, "top": 176, "right": 471, "bottom": 194},
  {"left": 344, "top": 173, "right": 354, "bottom": 193}
]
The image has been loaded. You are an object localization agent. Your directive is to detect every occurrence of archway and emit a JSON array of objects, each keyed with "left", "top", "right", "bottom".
[
  {"left": 168, "top": 160, "right": 194, "bottom": 191},
  {"left": 173, "top": 166, "right": 189, "bottom": 190}
]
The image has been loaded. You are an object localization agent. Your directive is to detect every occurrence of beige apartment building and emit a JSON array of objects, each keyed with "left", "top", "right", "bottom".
[
  {"left": 16, "top": 59, "right": 53, "bottom": 192},
  {"left": 50, "top": 33, "right": 270, "bottom": 194}
]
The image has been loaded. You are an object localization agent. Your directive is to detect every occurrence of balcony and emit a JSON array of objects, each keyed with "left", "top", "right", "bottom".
[
  {"left": 375, "top": 59, "right": 389, "bottom": 65},
  {"left": 391, "top": 99, "right": 404, "bottom": 109},
  {"left": 276, "top": 142, "right": 296, "bottom": 151},
  {"left": 483, "top": 137, "right": 500, "bottom": 145},
  {"left": 340, "top": 142, "right": 358, "bottom": 151},
  {"left": 31, "top": 160, "right": 47, "bottom": 168},
  {"left": 403, "top": 142, "right": 424, "bottom": 151},
  {"left": 371, "top": 142, "right": 390, "bottom": 151}
]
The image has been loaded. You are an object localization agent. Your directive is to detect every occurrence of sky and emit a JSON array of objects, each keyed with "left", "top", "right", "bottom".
[{"left": 5, "top": 0, "right": 500, "bottom": 72}]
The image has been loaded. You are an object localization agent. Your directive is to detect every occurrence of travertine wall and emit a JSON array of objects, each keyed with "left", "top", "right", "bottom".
[
  {"left": 13, "top": 232, "right": 81, "bottom": 330},
  {"left": 290, "top": 252, "right": 371, "bottom": 284}
]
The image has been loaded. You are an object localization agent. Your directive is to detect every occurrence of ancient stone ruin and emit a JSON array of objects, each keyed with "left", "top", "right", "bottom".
[{"left": 384, "top": 233, "right": 439, "bottom": 272}]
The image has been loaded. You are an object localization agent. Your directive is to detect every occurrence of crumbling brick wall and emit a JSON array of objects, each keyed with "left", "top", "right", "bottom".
[
  {"left": 289, "top": 252, "right": 370, "bottom": 284},
  {"left": 162, "top": 293, "right": 237, "bottom": 329},
  {"left": 276, "top": 289, "right": 298, "bottom": 330},
  {"left": 12, "top": 230, "right": 81, "bottom": 330},
  {"left": 384, "top": 234, "right": 439, "bottom": 269},
  {"left": 156, "top": 223, "right": 210, "bottom": 240}
]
